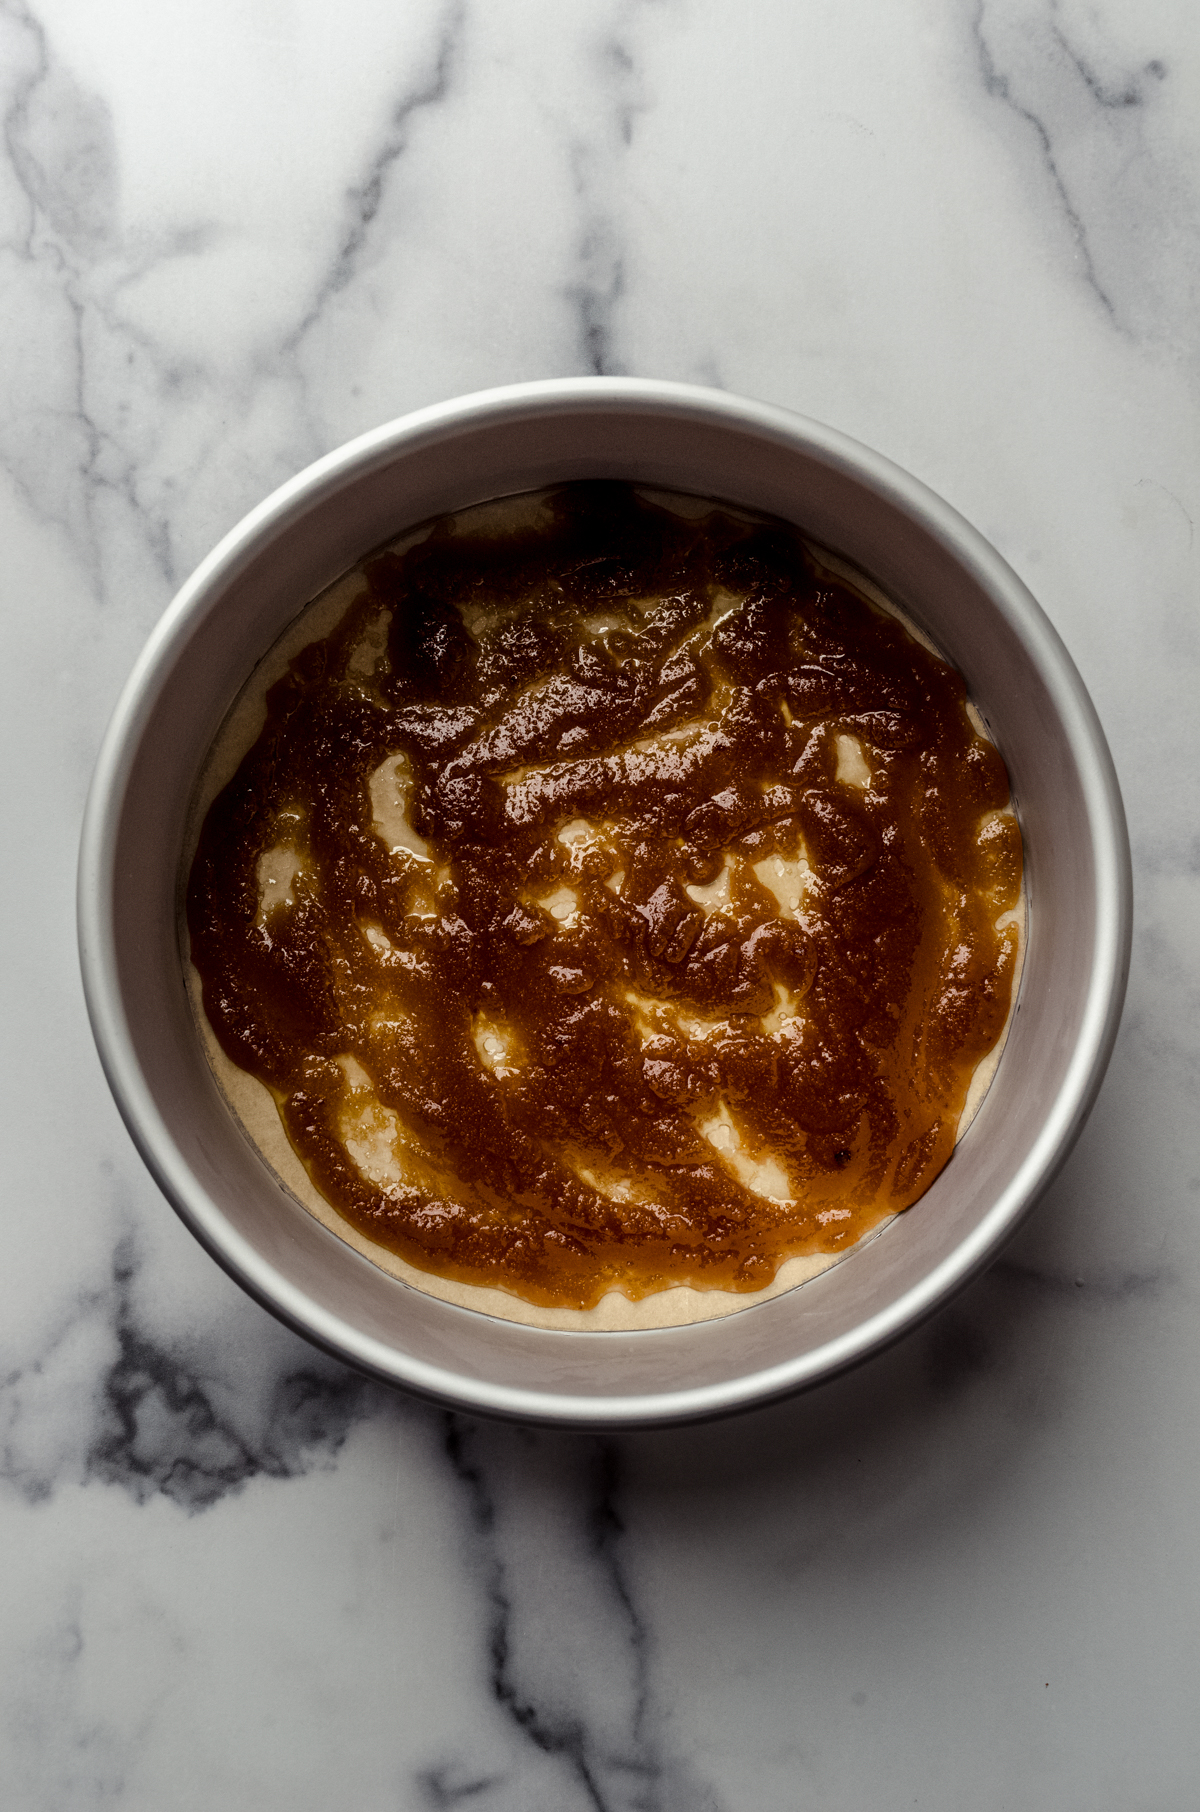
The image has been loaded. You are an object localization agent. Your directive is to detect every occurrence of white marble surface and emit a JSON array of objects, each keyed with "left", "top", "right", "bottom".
[{"left": 1, "top": 0, "right": 1198, "bottom": 1804}]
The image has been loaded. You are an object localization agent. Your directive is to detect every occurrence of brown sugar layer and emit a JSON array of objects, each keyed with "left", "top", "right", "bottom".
[{"left": 186, "top": 484, "right": 1023, "bottom": 1312}]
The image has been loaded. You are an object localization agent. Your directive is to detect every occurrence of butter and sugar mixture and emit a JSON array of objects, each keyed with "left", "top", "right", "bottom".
[{"left": 187, "top": 483, "right": 1022, "bottom": 1311}]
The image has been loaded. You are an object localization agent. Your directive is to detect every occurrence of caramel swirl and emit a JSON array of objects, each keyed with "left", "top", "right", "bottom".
[{"left": 187, "top": 484, "right": 1022, "bottom": 1310}]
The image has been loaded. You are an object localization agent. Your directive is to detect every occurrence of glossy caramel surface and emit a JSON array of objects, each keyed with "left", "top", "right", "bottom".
[{"left": 187, "top": 485, "right": 1022, "bottom": 1310}]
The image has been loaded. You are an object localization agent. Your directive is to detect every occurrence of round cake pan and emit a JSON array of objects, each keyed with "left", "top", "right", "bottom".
[{"left": 77, "top": 378, "right": 1132, "bottom": 1426}]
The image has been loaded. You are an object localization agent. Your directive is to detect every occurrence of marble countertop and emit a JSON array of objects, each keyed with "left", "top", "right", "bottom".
[{"left": 2, "top": 1, "right": 1198, "bottom": 1805}]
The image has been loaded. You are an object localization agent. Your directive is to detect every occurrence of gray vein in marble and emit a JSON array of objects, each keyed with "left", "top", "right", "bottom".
[
  {"left": 1, "top": 0, "right": 114, "bottom": 256},
  {"left": 1133, "top": 476, "right": 1195, "bottom": 549},
  {"left": 0, "top": 1, "right": 106, "bottom": 563},
  {"left": 562, "top": 10, "right": 660, "bottom": 377},
  {"left": 969, "top": 0, "right": 1198, "bottom": 348},
  {"left": 0, "top": 0, "right": 474, "bottom": 607},
  {"left": 2, "top": 1239, "right": 371, "bottom": 1512},
  {"left": 0, "top": 1, "right": 185, "bottom": 593},
  {"left": 436, "top": 1417, "right": 721, "bottom": 1812},
  {"left": 420, "top": 1764, "right": 507, "bottom": 1808},
  {"left": 283, "top": 0, "right": 467, "bottom": 359},
  {"left": 441, "top": 1422, "right": 643, "bottom": 1811},
  {"left": 568, "top": 137, "right": 626, "bottom": 378},
  {"left": 1049, "top": 23, "right": 1166, "bottom": 113},
  {"left": 561, "top": 7, "right": 726, "bottom": 390},
  {"left": 971, "top": 0, "right": 1117, "bottom": 318}
]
